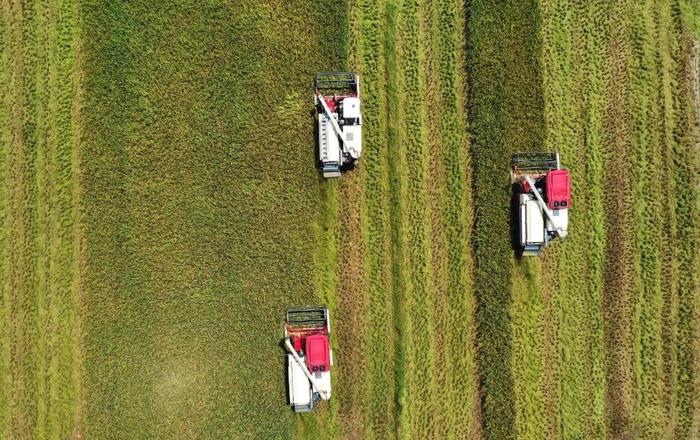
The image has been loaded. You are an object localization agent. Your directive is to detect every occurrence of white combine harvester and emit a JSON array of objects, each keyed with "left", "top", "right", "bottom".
[
  {"left": 284, "top": 306, "right": 332, "bottom": 412},
  {"left": 314, "top": 72, "right": 362, "bottom": 177},
  {"left": 512, "top": 152, "right": 571, "bottom": 256}
]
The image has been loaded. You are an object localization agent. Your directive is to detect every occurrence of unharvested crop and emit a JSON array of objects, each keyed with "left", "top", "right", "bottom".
[{"left": 78, "top": 1, "right": 347, "bottom": 437}]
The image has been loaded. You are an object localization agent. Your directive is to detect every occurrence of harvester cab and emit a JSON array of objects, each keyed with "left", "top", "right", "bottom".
[
  {"left": 283, "top": 306, "right": 332, "bottom": 412},
  {"left": 512, "top": 152, "right": 570, "bottom": 256},
  {"left": 314, "top": 72, "right": 362, "bottom": 178}
]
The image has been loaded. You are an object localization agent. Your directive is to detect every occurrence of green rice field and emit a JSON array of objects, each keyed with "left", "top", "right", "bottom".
[{"left": 1, "top": 0, "right": 698, "bottom": 439}]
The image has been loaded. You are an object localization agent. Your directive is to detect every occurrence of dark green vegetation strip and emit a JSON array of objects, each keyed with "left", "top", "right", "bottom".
[
  {"left": 0, "top": 0, "right": 82, "bottom": 438},
  {"left": 79, "top": 1, "right": 345, "bottom": 438},
  {"left": 467, "top": 0, "right": 545, "bottom": 439}
]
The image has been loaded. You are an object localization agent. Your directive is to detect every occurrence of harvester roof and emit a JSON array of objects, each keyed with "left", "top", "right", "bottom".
[
  {"left": 305, "top": 335, "right": 330, "bottom": 372},
  {"left": 546, "top": 169, "right": 570, "bottom": 209}
]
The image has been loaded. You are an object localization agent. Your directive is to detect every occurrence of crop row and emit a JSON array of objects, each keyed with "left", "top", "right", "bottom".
[
  {"left": 394, "top": 0, "right": 440, "bottom": 437},
  {"left": 329, "top": 0, "right": 481, "bottom": 438},
  {"left": 574, "top": 1, "right": 610, "bottom": 437},
  {"left": 335, "top": 0, "right": 399, "bottom": 439},
  {"left": 620, "top": 0, "right": 698, "bottom": 437},
  {"left": 428, "top": 0, "right": 481, "bottom": 437},
  {"left": 626, "top": 2, "right": 666, "bottom": 437},
  {"left": 468, "top": 0, "right": 548, "bottom": 439},
  {"left": 666, "top": 5, "right": 699, "bottom": 438}
]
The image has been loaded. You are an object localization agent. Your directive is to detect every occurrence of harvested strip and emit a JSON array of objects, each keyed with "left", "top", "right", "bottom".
[{"left": 0, "top": 0, "right": 82, "bottom": 438}]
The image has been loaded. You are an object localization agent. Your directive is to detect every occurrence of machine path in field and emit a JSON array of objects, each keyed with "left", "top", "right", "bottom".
[
  {"left": 0, "top": 1, "right": 82, "bottom": 438},
  {"left": 540, "top": 0, "right": 611, "bottom": 438},
  {"left": 539, "top": 0, "right": 700, "bottom": 438},
  {"left": 326, "top": 0, "right": 480, "bottom": 438},
  {"left": 333, "top": 0, "right": 399, "bottom": 438}
]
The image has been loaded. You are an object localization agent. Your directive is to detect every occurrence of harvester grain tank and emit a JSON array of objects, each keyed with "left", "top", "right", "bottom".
[
  {"left": 512, "top": 152, "right": 570, "bottom": 256},
  {"left": 314, "top": 72, "right": 362, "bottom": 177},
  {"left": 284, "top": 306, "right": 332, "bottom": 412}
]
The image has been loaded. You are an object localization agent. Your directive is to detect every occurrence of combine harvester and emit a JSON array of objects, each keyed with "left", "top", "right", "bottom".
[
  {"left": 512, "top": 152, "right": 571, "bottom": 256},
  {"left": 283, "top": 306, "right": 332, "bottom": 412},
  {"left": 314, "top": 72, "right": 362, "bottom": 177}
]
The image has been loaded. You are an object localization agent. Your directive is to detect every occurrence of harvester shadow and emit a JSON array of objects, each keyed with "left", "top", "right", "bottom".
[
  {"left": 511, "top": 182, "right": 524, "bottom": 259},
  {"left": 310, "top": 108, "right": 322, "bottom": 177},
  {"left": 278, "top": 339, "right": 291, "bottom": 407}
]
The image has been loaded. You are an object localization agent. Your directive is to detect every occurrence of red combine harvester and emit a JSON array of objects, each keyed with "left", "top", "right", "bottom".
[
  {"left": 314, "top": 72, "right": 362, "bottom": 178},
  {"left": 284, "top": 306, "right": 332, "bottom": 412},
  {"left": 512, "top": 152, "right": 570, "bottom": 256}
]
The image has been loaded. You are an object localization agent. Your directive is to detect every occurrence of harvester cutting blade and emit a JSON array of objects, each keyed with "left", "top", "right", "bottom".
[
  {"left": 286, "top": 306, "right": 327, "bottom": 328},
  {"left": 512, "top": 152, "right": 560, "bottom": 172},
  {"left": 314, "top": 72, "right": 358, "bottom": 96}
]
